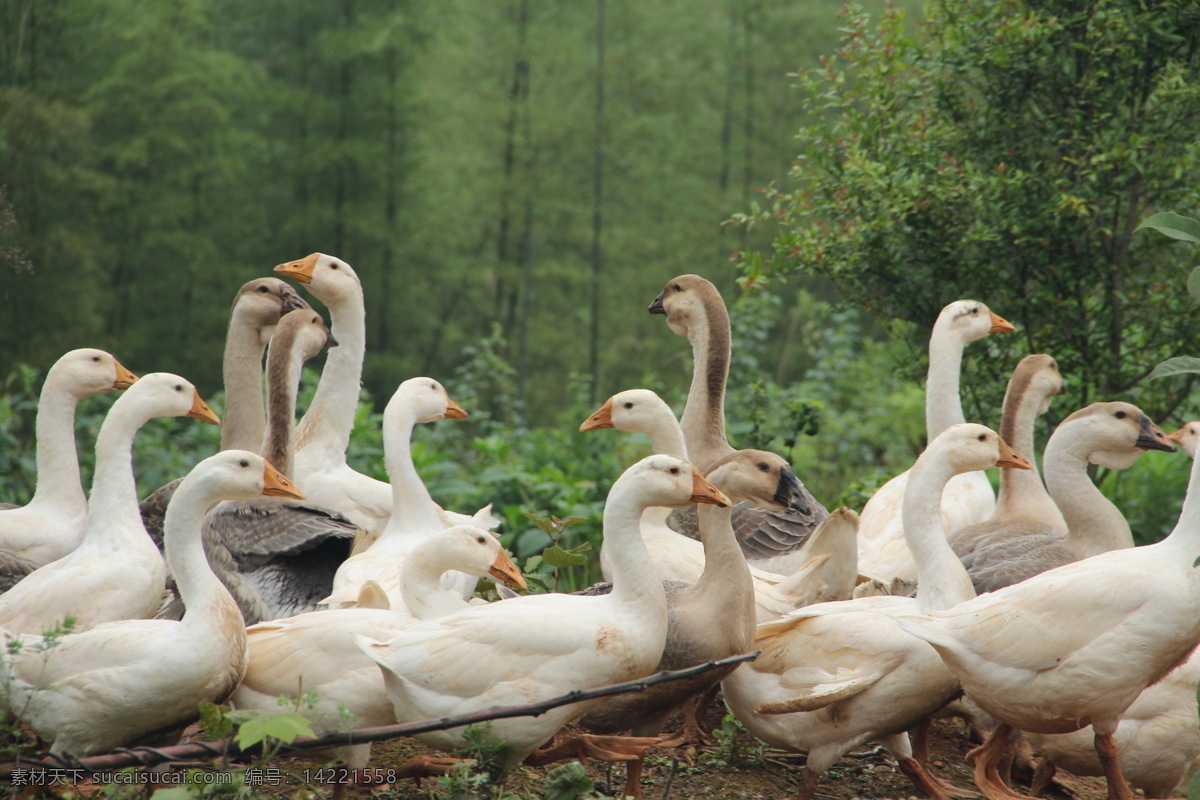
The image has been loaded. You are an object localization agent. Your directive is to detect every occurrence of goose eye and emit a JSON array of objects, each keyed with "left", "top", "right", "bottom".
[
  {"left": 1115, "top": 410, "right": 1127, "bottom": 419},
  {"left": 476, "top": 536, "right": 486, "bottom": 544},
  {"left": 978, "top": 434, "right": 987, "bottom": 441},
  {"left": 672, "top": 284, "right": 682, "bottom": 292},
  {"left": 668, "top": 467, "right": 679, "bottom": 475},
  {"left": 175, "top": 385, "right": 184, "bottom": 392},
  {"left": 623, "top": 402, "right": 633, "bottom": 409},
  {"left": 329, "top": 263, "right": 340, "bottom": 270},
  {"left": 92, "top": 356, "right": 101, "bottom": 362},
  {"left": 758, "top": 463, "right": 769, "bottom": 472},
  {"left": 257, "top": 286, "right": 269, "bottom": 293},
  {"left": 239, "top": 460, "right": 249, "bottom": 468}
]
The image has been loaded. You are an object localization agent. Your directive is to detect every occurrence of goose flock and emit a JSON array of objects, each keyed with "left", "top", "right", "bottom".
[{"left": 0, "top": 258, "right": 1196, "bottom": 800}]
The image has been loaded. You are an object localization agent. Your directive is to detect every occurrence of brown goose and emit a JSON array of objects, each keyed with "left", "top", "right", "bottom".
[
  {"left": 949, "top": 354, "right": 1067, "bottom": 557},
  {"left": 958, "top": 402, "right": 1175, "bottom": 593},
  {"left": 139, "top": 278, "right": 309, "bottom": 543},
  {"left": 161, "top": 309, "right": 359, "bottom": 623},
  {"left": 649, "top": 274, "right": 827, "bottom": 572}
]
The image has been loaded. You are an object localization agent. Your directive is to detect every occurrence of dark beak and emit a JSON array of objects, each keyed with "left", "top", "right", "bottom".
[
  {"left": 648, "top": 289, "right": 666, "bottom": 315},
  {"left": 279, "top": 285, "right": 312, "bottom": 313},
  {"left": 774, "top": 467, "right": 812, "bottom": 516},
  {"left": 325, "top": 329, "right": 339, "bottom": 349},
  {"left": 1137, "top": 415, "right": 1177, "bottom": 453}
]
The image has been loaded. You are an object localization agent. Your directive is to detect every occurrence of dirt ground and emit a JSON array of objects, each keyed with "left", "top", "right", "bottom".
[{"left": 246, "top": 707, "right": 1115, "bottom": 800}]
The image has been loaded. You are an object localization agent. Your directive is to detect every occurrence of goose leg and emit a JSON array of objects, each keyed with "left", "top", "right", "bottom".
[
  {"left": 1028, "top": 756, "right": 1056, "bottom": 798},
  {"left": 884, "top": 730, "right": 977, "bottom": 800},
  {"left": 523, "top": 732, "right": 661, "bottom": 767},
  {"left": 659, "top": 683, "right": 721, "bottom": 747},
  {"left": 968, "top": 723, "right": 1028, "bottom": 800},
  {"left": 1093, "top": 731, "right": 1133, "bottom": 800}
]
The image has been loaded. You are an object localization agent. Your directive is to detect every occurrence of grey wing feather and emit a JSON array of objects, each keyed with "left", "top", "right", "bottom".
[
  {"left": 667, "top": 496, "right": 829, "bottom": 561},
  {"left": 139, "top": 477, "right": 183, "bottom": 552},
  {"left": 0, "top": 548, "right": 37, "bottom": 594},
  {"left": 962, "top": 532, "right": 1074, "bottom": 594}
]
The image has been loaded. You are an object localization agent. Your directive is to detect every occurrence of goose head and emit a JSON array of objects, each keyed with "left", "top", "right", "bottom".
[
  {"left": 230, "top": 278, "right": 311, "bottom": 348},
  {"left": 117, "top": 373, "right": 221, "bottom": 426},
  {"left": 928, "top": 423, "right": 1032, "bottom": 475},
  {"left": 1015, "top": 354, "right": 1065, "bottom": 416},
  {"left": 617, "top": 454, "right": 732, "bottom": 510},
  {"left": 55, "top": 349, "right": 139, "bottom": 398},
  {"left": 648, "top": 274, "right": 723, "bottom": 339},
  {"left": 1054, "top": 401, "right": 1175, "bottom": 470},
  {"left": 387, "top": 377, "right": 468, "bottom": 426},
  {"left": 189, "top": 450, "right": 305, "bottom": 503},
  {"left": 1169, "top": 422, "right": 1200, "bottom": 459},
  {"left": 703, "top": 449, "right": 814, "bottom": 511},
  {"left": 273, "top": 253, "right": 361, "bottom": 308},
  {"left": 431, "top": 525, "right": 526, "bottom": 590},
  {"left": 580, "top": 389, "right": 675, "bottom": 435},
  {"left": 272, "top": 308, "right": 338, "bottom": 363},
  {"left": 934, "top": 299, "right": 1014, "bottom": 345}
]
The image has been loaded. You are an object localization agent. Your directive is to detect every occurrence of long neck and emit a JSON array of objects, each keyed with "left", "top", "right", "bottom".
[
  {"left": 165, "top": 481, "right": 243, "bottom": 626},
  {"left": 1160, "top": 450, "right": 1200, "bottom": 559},
  {"left": 220, "top": 313, "right": 269, "bottom": 452},
  {"left": 378, "top": 407, "right": 442, "bottom": 543},
  {"left": 295, "top": 292, "right": 365, "bottom": 456},
  {"left": 688, "top": 503, "right": 755, "bottom": 649},
  {"left": 1044, "top": 436, "right": 1132, "bottom": 558},
  {"left": 400, "top": 545, "right": 467, "bottom": 620},
  {"left": 259, "top": 332, "right": 304, "bottom": 477},
  {"left": 645, "top": 416, "right": 688, "bottom": 460},
  {"left": 604, "top": 481, "right": 669, "bottom": 613},
  {"left": 81, "top": 398, "right": 149, "bottom": 549},
  {"left": 28, "top": 370, "right": 86, "bottom": 511},
  {"left": 904, "top": 454, "right": 977, "bottom": 611},
  {"left": 925, "top": 324, "right": 967, "bottom": 441},
  {"left": 994, "top": 387, "right": 1065, "bottom": 530},
  {"left": 678, "top": 298, "right": 734, "bottom": 471}
]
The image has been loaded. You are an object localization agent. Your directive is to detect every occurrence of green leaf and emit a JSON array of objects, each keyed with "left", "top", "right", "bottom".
[
  {"left": 235, "top": 718, "right": 270, "bottom": 750},
  {"left": 1189, "top": 266, "right": 1200, "bottom": 306},
  {"left": 541, "top": 545, "right": 589, "bottom": 568},
  {"left": 151, "top": 788, "right": 198, "bottom": 800},
  {"left": 198, "top": 701, "right": 232, "bottom": 741},
  {"left": 1188, "top": 768, "right": 1200, "bottom": 800},
  {"left": 264, "top": 711, "right": 316, "bottom": 743},
  {"left": 543, "top": 761, "right": 596, "bottom": 800},
  {"left": 1148, "top": 356, "right": 1200, "bottom": 380},
  {"left": 1137, "top": 212, "right": 1200, "bottom": 245}
]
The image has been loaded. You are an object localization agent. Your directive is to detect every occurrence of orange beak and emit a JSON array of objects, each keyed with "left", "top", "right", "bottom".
[
  {"left": 1169, "top": 427, "right": 1187, "bottom": 445},
  {"left": 989, "top": 312, "right": 1015, "bottom": 334},
  {"left": 187, "top": 390, "right": 221, "bottom": 425},
  {"left": 995, "top": 437, "right": 1032, "bottom": 470},
  {"left": 262, "top": 461, "right": 304, "bottom": 499},
  {"left": 580, "top": 398, "right": 615, "bottom": 432},
  {"left": 112, "top": 360, "right": 139, "bottom": 390},
  {"left": 690, "top": 466, "right": 732, "bottom": 507},
  {"left": 443, "top": 397, "right": 468, "bottom": 421},
  {"left": 274, "top": 253, "right": 320, "bottom": 284},
  {"left": 488, "top": 549, "right": 527, "bottom": 591}
]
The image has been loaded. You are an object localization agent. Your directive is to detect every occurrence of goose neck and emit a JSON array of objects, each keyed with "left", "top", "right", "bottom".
[
  {"left": 220, "top": 317, "right": 269, "bottom": 452},
  {"left": 678, "top": 298, "right": 733, "bottom": 471},
  {"left": 259, "top": 333, "right": 307, "bottom": 477},
  {"left": 994, "top": 386, "right": 1063, "bottom": 529},
  {"left": 1161, "top": 450, "right": 1200, "bottom": 558},
  {"left": 688, "top": 504, "right": 754, "bottom": 638},
  {"left": 29, "top": 371, "right": 86, "bottom": 510},
  {"left": 400, "top": 547, "right": 462, "bottom": 620},
  {"left": 646, "top": 421, "right": 689, "bottom": 461},
  {"left": 903, "top": 454, "right": 977, "bottom": 611},
  {"left": 79, "top": 399, "right": 149, "bottom": 549},
  {"left": 295, "top": 293, "right": 364, "bottom": 456},
  {"left": 602, "top": 483, "right": 668, "bottom": 614},
  {"left": 1044, "top": 437, "right": 1132, "bottom": 558},
  {"left": 379, "top": 406, "right": 442, "bottom": 541},
  {"left": 165, "top": 480, "right": 243, "bottom": 626},
  {"left": 924, "top": 326, "right": 967, "bottom": 441}
]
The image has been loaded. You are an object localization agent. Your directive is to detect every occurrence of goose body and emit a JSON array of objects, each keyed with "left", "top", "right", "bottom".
[
  {"left": 892, "top": 432, "right": 1200, "bottom": 800},
  {"left": 320, "top": 377, "right": 471, "bottom": 608},
  {"left": 357, "top": 455, "right": 730, "bottom": 763},
  {"left": 232, "top": 525, "right": 525, "bottom": 769},
  {"left": 0, "top": 451, "right": 301, "bottom": 755},
  {"left": 722, "top": 424, "right": 1030, "bottom": 800},
  {"left": 0, "top": 349, "right": 137, "bottom": 573},
  {"left": 648, "top": 275, "right": 828, "bottom": 573},
  {"left": 957, "top": 402, "right": 1173, "bottom": 593},
  {"left": 0, "top": 374, "right": 219, "bottom": 634},
  {"left": 856, "top": 300, "right": 1014, "bottom": 585}
]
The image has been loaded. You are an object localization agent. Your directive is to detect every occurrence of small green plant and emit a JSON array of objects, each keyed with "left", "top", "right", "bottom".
[
  {"left": 699, "top": 713, "right": 765, "bottom": 769},
  {"left": 438, "top": 723, "right": 519, "bottom": 800}
]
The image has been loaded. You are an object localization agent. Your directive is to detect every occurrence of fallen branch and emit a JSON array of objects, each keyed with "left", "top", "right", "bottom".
[{"left": 1, "top": 650, "right": 760, "bottom": 778}]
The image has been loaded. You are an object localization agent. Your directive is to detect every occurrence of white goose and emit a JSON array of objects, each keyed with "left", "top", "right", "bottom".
[
  {"left": 232, "top": 525, "right": 525, "bottom": 774},
  {"left": 0, "top": 374, "right": 219, "bottom": 634},
  {"left": 1169, "top": 421, "right": 1200, "bottom": 456},
  {"left": 891, "top": 426, "right": 1200, "bottom": 800},
  {"left": 320, "top": 377, "right": 472, "bottom": 608},
  {"left": 648, "top": 274, "right": 828, "bottom": 574},
  {"left": 357, "top": 455, "right": 730, "bottom": 765},
  {"left": 581, "top": 389, "right": 858, "bottom": 618},
  {"left": 0, "top": 349, "right": 137, "bottom": 576},
  {"left": 856, "top": 299, "right": 1014, "bottom": 586},
  {"left": 722, "top": 424, "right": 1030, "bottom": 800},
  {"left": 958, "top": 402, "right": 1174, "bottom": 593},
  {"left": 0, "top": 450, "right": 301, "bottom": 756}
]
